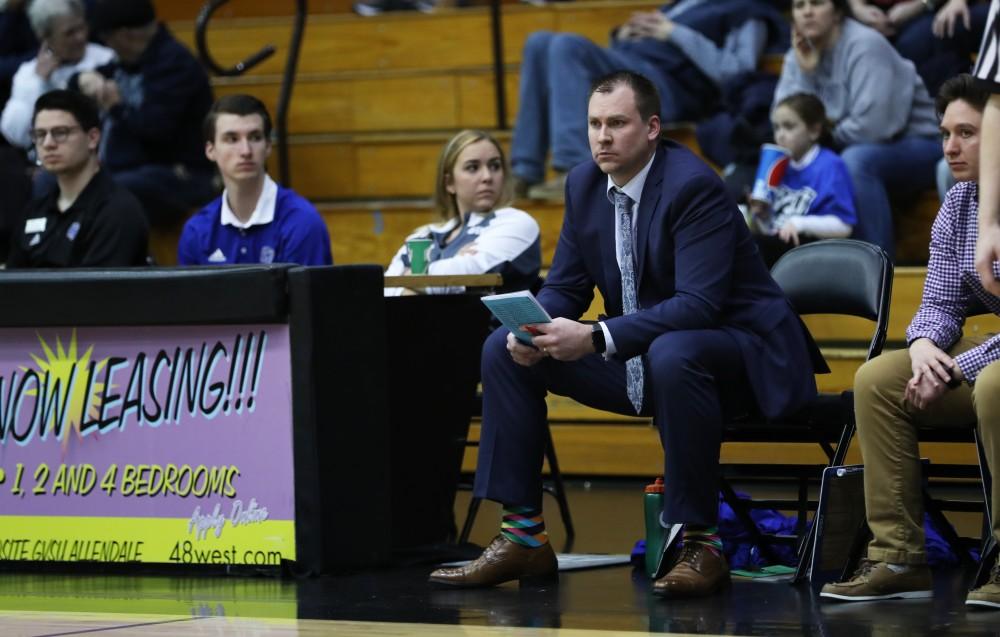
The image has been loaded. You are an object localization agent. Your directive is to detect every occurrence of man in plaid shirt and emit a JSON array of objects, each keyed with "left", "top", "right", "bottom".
[{"left": 821, "top": 74, "right": 1000, "bottom": 606}]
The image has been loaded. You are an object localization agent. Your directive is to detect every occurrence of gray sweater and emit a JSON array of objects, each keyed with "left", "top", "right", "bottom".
[{"left": 773, "top": 18, "right": 938, "bottom": 147}]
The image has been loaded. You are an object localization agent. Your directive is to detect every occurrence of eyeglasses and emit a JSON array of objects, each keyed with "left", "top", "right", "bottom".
[{"left": 30, "top": 126, "right": 81, "bottom": 145}]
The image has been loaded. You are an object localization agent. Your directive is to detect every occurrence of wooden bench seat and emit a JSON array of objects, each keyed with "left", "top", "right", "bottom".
[
  {"left": 212, "top": 67, "right": 518, "bottom": 134},
  {"left": 169, "top": 1, "right": 663, "bottom": 77},
  {"left": 156, "top": 0, "right": 541, "bottom": 22},
  {"left": 459, "top": 420, "right": 982, "bottom": 476},
  {"left": 263, "top": 125, "right": 699, "bottom": 200},
  {"left": 155, "top": 0, "right": 357, "bottom": 21}
]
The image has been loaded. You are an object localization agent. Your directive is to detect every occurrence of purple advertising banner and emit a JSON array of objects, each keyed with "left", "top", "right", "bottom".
[{"left": 0, "top": 325, "right": 295, "bottom": 565}]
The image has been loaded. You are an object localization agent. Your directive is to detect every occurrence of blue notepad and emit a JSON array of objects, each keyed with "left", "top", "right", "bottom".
[{"left": 481, "top": 290, "right": 552, "bottom": 345}]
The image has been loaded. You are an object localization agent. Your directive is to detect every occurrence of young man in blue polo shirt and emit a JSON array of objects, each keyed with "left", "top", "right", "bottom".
[{"left": 177, "top": 94, "right": 333, "bottom": 266}]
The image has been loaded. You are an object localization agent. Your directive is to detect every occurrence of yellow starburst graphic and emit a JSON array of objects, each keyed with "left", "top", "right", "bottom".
[{"left": 23, "top": 330, "right": 107, "bottom": 452}]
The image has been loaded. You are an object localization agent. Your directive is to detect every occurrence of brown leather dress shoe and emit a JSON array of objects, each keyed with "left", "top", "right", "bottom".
[
  {"left": 652, "top": 542, "right": 729, "bottom": 598},
  {"left": 428, "top": 535, "right": 558, "bottom": 588}
]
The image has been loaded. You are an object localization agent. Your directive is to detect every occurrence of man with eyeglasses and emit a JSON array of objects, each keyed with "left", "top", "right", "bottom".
[{"left": 5, "top": 89, "right": 147, "bottom": 267}]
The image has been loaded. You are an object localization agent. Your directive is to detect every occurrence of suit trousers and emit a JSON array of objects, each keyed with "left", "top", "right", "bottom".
[
  {"left": 855, "top": 338, "right": 1000, "bottom": 565},
  {"left": 473, "top": 325, "right": 756, "bottom": 526}
]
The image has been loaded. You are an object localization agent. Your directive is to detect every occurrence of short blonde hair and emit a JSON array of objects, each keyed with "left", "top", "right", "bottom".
[{"left": 433, "top": 129, "right": 512, "bottom": 222}]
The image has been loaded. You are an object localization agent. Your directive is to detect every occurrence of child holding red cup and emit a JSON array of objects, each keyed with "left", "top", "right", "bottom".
[{"left": 749, "top": 92, "right": 857, "bottom": 266}]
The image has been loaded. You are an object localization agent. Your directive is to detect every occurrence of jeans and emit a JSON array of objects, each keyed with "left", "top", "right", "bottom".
[
  {"left": 841, "top": 136, "right": 942, "bottom": 261},
  {"left": 854, "top": 340, "right": 1000, "bottom": 564},
  {"left": 510, "top": 32, "right": 682, "bottom": 183}
]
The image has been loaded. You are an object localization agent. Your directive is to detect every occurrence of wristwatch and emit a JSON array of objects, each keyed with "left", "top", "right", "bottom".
[{"left": 591, "top": 323, "right": 607, "bottom": 354}]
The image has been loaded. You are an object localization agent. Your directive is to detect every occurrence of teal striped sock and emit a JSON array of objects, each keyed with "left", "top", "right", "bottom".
[
  {"left": 684, "top": 525, "right": 722, "bottom": 556},
  {"left": 500, "top": 505, "right": 548, "bottom": 547}
]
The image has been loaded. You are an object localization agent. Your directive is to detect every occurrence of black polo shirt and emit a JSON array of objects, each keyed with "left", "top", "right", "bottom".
[{"left": 6, "top": 170, "right": 149, "bottom": 268}]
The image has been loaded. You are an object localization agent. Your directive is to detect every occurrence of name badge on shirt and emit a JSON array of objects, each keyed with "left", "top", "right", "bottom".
[{"left": 24, "top": 218, "right": 46, "bottom": 234}]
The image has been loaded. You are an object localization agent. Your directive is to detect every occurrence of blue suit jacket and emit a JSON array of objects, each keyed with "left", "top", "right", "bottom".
[{"left": 537, "top": 141, "right": 824, "bottom": 419}]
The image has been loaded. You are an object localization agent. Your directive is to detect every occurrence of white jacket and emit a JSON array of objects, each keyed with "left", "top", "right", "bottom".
[{"left": 1, "top": 43, "right": 115, "bottom": 148}]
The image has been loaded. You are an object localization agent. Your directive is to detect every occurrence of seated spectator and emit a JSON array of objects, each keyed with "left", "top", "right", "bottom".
[
  {"left": 6, "top": 90, "right": 148, "bottom": 267},
  {"left": 178, "top": 95, "right": 333, "bottom": 266},
  {"left": 385, "top": 129, "right": 541, "bottom": 295},
  {"left": 749, "top": 92, "right": 856, "bottom": 266},
  {"left": 2, "top": 0, "right": 113, "bottom": 149},
  {"left": 819, "top": 74, "right": 1000, "bottom": 606},
  {"left": 73, "top": 0, "right": 216, "bottom": 226},
  {"left": 775, "top": 0, "right": 941, "bottom": 261},
  {"left": 849, "top": 0, "right": 990, "bottom": 96},
  {"left": 511, "top": 0, "right": 788, "bottom": 199}
]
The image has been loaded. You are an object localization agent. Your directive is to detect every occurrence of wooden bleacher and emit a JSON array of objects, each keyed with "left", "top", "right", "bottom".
[
  {"left": 153, "top": 1, "right": 975, "bottom": 477},
  {"left": 154, "top": 0, "right": 525, "bottom": 21},
  {"left": 151, "top": 0, "right": 676, "bottom": 264},
  {"left": 154, "top": 0, "right": 940, "bottom": 265}
]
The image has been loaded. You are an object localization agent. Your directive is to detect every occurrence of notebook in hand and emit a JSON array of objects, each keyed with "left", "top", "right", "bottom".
[{"left": 481, "top": 290, "right": 552, "bottom": 345}]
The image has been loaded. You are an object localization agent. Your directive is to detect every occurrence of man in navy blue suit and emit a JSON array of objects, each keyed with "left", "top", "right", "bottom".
[{"left": 430, "top": 71, "right": 823, "bottom": 597}]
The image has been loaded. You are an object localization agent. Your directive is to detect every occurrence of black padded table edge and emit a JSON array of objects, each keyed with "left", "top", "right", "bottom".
[{"left": 0, "top": 265, "right": 291, "bottom": 326}]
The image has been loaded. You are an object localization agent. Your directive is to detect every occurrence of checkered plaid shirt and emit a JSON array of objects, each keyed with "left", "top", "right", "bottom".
[{"left": 906, "top": 181, "right": 1000, "bottom": 383}]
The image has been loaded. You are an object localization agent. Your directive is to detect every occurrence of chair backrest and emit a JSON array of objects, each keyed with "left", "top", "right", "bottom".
[{"left": 770, "top": 239, "right": 893, "bottom": 361}]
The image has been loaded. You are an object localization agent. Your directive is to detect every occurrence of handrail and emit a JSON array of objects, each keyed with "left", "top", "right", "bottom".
[
  {"left": 194, "top": 0, "right": 308, "bottom": 187},
  {"left": 489, "top": 0, "right": 507, "bottom": 130}
]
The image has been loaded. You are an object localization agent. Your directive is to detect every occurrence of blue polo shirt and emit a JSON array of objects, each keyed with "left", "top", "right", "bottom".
[{"left": 177, "top": 177, "right": 333, "bottom": 266}]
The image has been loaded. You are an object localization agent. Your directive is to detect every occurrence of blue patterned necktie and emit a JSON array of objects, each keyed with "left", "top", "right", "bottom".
[{"left": 613, "top": 189, "right": 644, "bottom": 414}]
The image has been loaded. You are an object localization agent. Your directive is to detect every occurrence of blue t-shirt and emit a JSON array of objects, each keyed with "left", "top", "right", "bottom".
[
  {"left": 177, "top": 185, "right": 333, "bottom": 266},
  {"left": 771, "top": 146, "right": 857, "bottom": 229}
]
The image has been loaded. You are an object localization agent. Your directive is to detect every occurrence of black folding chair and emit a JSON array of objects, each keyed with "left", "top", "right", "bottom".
[{"left": 719, "top": 239, "right": 893, "bottom": 567}]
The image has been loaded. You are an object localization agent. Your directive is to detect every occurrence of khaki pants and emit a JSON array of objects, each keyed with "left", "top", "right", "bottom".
[{"left": 855, "top": 338, "right": 1000, "bottom": 564}]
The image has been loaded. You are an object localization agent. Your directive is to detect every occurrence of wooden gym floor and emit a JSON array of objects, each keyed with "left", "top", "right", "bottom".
[{"left": 2, "top": 480, "right": 1000, "bottom": 636}]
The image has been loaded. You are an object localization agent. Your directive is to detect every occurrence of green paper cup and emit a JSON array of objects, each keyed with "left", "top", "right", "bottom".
[{"left": 406, "top": 238, "right": 433, "bottom": 275}]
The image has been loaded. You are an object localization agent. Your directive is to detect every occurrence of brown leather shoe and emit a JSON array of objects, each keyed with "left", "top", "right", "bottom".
[
  {"left": 428, "top": 535, "right": 558, "bottom": 588},
  {"left": 652, "top": 542, "right": 729, "bottom": 598}
]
